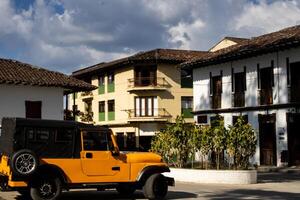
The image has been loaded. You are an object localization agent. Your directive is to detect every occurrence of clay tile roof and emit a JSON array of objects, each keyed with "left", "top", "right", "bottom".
[
  {"left": 0, "top": 58, "right": 97, "bottom": 93},
  {"left": 224, "top": 37, "right": 249, "bottom": 44},
  {"left": 72, "top": 48, "right": 208, "bottom": 78},
  {"left": 182, "top": 24, "right": 300, "bottom": 69}
]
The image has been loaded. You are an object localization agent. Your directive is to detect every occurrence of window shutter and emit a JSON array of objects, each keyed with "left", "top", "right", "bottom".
[
  {"left": 209, "top": 72, "right": 212, "bottom": 95},
  {"left": 271, "top": 60, "right": 275, "bottom": 87},
  {"left": 244, "top": 66, "right": 247, "bottom": 91},
  {"left": 231, "top": 68, "right": 234, "bottom": 92},
  {"left": 257, "top": 64, "right": 260, "bottom": 89},
  {"left": 220, "top": 70, "right": 223, "bottom": 93},
  {"left": 286, "top": 57, "right": 290, "bottom": 86}
]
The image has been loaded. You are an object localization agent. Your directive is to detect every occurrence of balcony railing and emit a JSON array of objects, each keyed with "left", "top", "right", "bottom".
[
  {"left": 126, "top": 108, "right": 171, "bottom": 121},
  {"left": 233, "top": 92, "right": 245, "bottom": 107},
  {"left": 259, "top": 89, "right": 273, "bottom": 105},
  {"left": 211, "top": 94, "right": 221, "bottom": 109},
  {"left": 80, "top": 112, "right": 94, "bottom": 123},
  {"left": 127, "top": 77, "right": 168, "bottom": 91}
]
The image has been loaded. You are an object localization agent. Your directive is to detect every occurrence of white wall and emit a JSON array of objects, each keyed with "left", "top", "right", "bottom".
[
  {"left": 0, "top": 84, "right": 64, "bottom": 121},
  {"left": 193, "top": 47, "right": 300, "bottom": 166}
]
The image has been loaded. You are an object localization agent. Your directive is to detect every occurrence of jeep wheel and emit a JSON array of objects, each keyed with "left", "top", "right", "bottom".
[
  {"left": 11, "top": 149, "right": 38, "bottom": 176},
  {"left": 116, "top": 183, "right": 136, "bottom": 196},
  {"left": 30, "top": 176, "right": 62, "bottom": 200},
  {"left": 143, "top": 173, "right": 168, "bottom": 200}
]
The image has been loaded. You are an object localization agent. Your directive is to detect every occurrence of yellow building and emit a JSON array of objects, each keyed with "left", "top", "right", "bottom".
[{"left": 70, "top": 49, "right": 207, "bottom": 151}]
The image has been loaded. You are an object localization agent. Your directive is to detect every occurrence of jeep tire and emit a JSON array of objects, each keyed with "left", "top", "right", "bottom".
[
  {"left": 11, "top": 149, "right": 39, "bottom": 176},
  {"left": 116, "top": 183, "right": 136, "bottom": 196},
  {"left": 30, "top": 176, "right": 62, "bottom": 200},
  {"left": 143, "top": 173, "right": 168, "bottom": 200}
]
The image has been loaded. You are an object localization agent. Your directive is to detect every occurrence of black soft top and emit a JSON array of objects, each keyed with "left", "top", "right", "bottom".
[{"left": 0, "top": 118, "right": 109, "bottom": 157}]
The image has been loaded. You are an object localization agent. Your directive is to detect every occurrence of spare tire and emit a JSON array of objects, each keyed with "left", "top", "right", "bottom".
[{"left": 11, "top": 149, "right": 39, "bottom": 176}]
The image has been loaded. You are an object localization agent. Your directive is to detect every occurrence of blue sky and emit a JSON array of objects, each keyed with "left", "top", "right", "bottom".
[{"left": 1, "top": 0, "right": 300, "bottom": 74}]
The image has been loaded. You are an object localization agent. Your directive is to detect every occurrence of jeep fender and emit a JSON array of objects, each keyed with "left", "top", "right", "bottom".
[
  {"left": 136, "top": 166, "right": 170, "bottom": 184},
  {"left": 33, "top": 164, "right": 68, "bottom": 185}
]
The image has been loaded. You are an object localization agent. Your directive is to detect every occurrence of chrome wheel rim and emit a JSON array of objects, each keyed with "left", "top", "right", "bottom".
[{"left": 15, "top": 153, "right": 36, "bottom": 174}]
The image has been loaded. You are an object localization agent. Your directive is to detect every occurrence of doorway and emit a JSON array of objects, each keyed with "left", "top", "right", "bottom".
[
  {"left": 287, "top": 113, "right": 300, "bottom": 166},
  {"left": 259, "top": 114, "right": 277, "bottom": 166}
]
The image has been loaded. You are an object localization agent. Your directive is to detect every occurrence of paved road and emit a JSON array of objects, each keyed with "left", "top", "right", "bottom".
[{"left": 0, "top": 172, "right": 299, "bottom": 200}]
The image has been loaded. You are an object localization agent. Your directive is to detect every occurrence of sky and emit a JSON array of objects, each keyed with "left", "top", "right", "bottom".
[{"left": 0, "top": 0, "right": 300, "bottom": 74}]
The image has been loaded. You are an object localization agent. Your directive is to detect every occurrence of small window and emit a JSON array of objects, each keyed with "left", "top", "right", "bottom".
[
  {"left": 181, "top": 69, "right": 193, "bottom": 88},
  {"left": 108, "top": 100, "right": 115, "bottom": 112},
  {"left": 82, "top": 131, "right": 109, "bottom": 151},
  {"left": 55, "top": 129, "right": 73, "bottom": 143},
  {"left": 36, "top": 129, "right": 50, "bottom": 141},
  {"left": 197, "top": 115, "right": 207, "bottom": 124},
  {"left": 27, "top": 128, "right": 35, "bottom": 140},
  {"left": 98, "top": 75, "right": 105, "bottom": 86},
  {"left": 108, "top": 72, "right": 114, "bottom": 84},
  {"left": 25, "top": 101, "right": 42, "bottom": 119},
  {"left": 116, "top": 132, "right": 125, "bottom": 151},
  {"left": 99, "top": 101, "right": 105, "bottom": 113}
]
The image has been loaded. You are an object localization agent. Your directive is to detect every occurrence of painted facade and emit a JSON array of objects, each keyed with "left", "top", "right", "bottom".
[
  {"left": 70, "top": 57, "right": 196, "bottom": 151},
  {"left": 193, "top": 47, "right": 300, "bottom": 166},
  {"left": 0, "top": 85, "right": 64, "bottom": 121}
]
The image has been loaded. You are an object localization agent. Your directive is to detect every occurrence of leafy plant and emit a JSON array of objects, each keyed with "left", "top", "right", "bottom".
[{"left": 227, "top": 116, "right": 257, "bottom": 169}]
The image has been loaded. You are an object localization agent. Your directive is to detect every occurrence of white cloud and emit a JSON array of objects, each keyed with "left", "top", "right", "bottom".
[
  {"left": 168, "top": 19, "right": 206, "bottom": 49},
  {"left": 233, "top": 0, "right": 300, "bottom": 35},
  {"left": 0, "top": 0, "right": 300, "bottom": 74}
]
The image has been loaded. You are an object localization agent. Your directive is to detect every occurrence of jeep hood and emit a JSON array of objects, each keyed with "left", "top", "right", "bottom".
[{"left": 125, "top": 152, "right": 162, "bottom": 163}]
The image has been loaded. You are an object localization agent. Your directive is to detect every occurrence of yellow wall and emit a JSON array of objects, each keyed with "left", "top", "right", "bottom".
[
  {"left": 71, "top": 62, "right": 194, "bottom": 139},
  {"left": 209, "top": 39, "right": 237, "bottom": 52}
]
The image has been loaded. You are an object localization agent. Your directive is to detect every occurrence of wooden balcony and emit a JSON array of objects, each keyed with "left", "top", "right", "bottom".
[
  {"left": 259, "top": 89, "right": 273, "bottom": 105},
  {"left": 211, "top": 94, "right": 221, "bottom": 109},
  {"left": 233, "top": 92, "right": 245, "bottom": 107},
  {"left": 127, "top": 77, "right": 168, "bottom": 92},
  {"left": 125, "top": 108, "right": 171, "bottom": 122}
]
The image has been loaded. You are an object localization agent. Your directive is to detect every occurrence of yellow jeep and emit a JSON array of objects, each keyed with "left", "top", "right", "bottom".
[{"left": 0, "top": 118, "right": 174, "bottom": 200}]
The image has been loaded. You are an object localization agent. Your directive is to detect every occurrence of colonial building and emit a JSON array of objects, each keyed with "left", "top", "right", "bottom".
[
  {"left": 70, "top": 49, "right": 207, "bottom": 151},
  {"left": 183, "top": 25, "right": 300, "bottom": 167},
  {"left": 0, "top": 58, "right": 95, "bottom": 122}
]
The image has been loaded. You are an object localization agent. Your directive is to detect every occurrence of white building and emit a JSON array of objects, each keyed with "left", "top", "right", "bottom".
[
  {"left": 183, "top": 25, "right": 300, "bottom": 167},
  {"left": 0, "top": 58, "right": 95, "bottom": 122}
]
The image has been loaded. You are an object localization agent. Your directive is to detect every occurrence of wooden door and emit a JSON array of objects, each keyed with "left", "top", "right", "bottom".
[{"left": 259, "top": 114, "right": 277, "bottom": 166}]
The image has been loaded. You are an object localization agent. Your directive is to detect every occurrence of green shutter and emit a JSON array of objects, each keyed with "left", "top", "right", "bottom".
[
  {"left": 98, "top": 112, "right": 105, "bottom": 121},
  {"left": 108, "top": 111, "right": 115, "bottom": 121},
  {"left": 182, "top": 108, "right": 193, "bottom": 118},
  {"left": 108, "top": 83, "right": 115, "bottom": 93},
  {"left": 98, "top": 85, "right": 105, "bottom": 94}
]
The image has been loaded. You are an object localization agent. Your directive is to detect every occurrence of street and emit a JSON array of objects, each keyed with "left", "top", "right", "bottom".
[{"left": 0, "top": 172, "right": 299, "bottom": 200}]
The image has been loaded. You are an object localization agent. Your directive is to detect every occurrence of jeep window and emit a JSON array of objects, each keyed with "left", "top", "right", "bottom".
[
  {"left": 55, "top": 128, "right": 73, "bottom": 143},
  {"left": 83, "top": 132, "right": 110, "bottom": 151},
  {"left": 36, "top": 129, "right": 50, "bottom": 141},
  {"left": 26, "top": 128, "right": 50, "bottom": 142},
  {"left": 26, "top": 128, "right": 35, "bottom": 140}
]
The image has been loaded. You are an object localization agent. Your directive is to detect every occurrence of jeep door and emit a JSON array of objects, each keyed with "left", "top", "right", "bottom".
[{"left": 80, "top": 131, "right": 120, "bottom": 176}]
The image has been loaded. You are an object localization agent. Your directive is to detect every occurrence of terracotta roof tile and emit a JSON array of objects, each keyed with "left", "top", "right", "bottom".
[
  {"left": 0, "top": 58, "right": 96, "bottom": 92},
  {"left": 183, "top": 25, "right": 300, "bottom": 68},
  {"left": 72, "top": 48, "right": 208, "bottom": 77}
]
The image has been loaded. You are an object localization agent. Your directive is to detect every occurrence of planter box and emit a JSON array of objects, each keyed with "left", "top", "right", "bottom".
[{"left": 164, "top": 168, "right": 257, "bottom": 184}]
